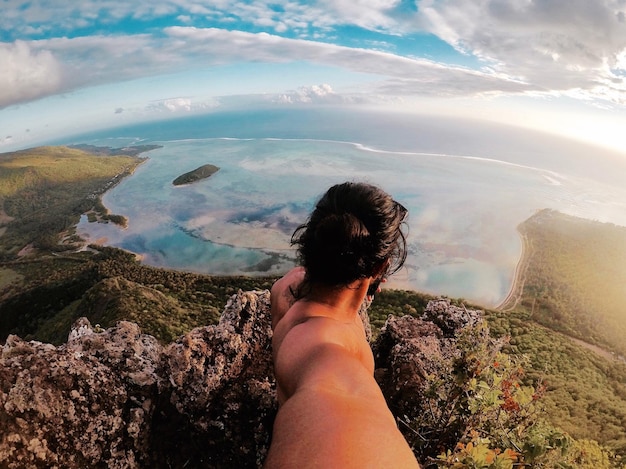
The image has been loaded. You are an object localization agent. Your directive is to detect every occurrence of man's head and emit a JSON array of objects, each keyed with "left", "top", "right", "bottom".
[{"left": 291, "top": 181, "right": 408, "bottom": 287}]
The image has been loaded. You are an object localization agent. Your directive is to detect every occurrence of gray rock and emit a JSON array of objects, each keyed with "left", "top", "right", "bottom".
[{"left": 0, "top": 292, "right": 484, "bottom": 468}]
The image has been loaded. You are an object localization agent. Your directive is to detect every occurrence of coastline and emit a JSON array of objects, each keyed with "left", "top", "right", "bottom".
[
  {"left": 496, "top": 229, "right": 529, "bottom": 311},
  {"left": 73, "top": 146, "right": 153, "bottom": 252},
  {"left": 72, "top": 138, "right": 563, "bottom": 303}
]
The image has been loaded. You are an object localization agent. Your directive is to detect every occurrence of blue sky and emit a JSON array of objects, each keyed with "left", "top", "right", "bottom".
[{"left": 2, "top": 0, "right": 626, "bottom": 153}]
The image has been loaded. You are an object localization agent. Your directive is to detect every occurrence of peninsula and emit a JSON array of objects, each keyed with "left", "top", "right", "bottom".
[
  {"left": 172, "top": 164, "right": 219, "bottom": 186},
  {"left": 500, "top": 208, "right": 626, "bottom": 358},
  {"left": 0, "top": 145, "right": 151, "bottom": 260}
]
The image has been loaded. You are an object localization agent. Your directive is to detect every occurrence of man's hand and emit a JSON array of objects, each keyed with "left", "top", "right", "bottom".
[{"left": 270, "top": 267, "right": 306, "bottom": 330}]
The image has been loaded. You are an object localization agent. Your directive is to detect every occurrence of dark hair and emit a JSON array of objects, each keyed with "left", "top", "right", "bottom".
[{"left": 291, "top": 182, "right": 408, "bottom": 288}]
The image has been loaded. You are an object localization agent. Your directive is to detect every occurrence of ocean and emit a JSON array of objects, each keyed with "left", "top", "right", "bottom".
[{"left": 69, "top": 108, "right": 626, "bottom": 306}]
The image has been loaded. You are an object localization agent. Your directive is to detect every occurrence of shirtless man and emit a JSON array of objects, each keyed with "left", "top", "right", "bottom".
[{"left": 264, "top": 182, "right": 420, "bottom": 468}]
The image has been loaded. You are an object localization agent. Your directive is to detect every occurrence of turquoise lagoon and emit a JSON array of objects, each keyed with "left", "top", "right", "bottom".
[{"left": 72, "top": 109, "right": 626, "bottom": 306}]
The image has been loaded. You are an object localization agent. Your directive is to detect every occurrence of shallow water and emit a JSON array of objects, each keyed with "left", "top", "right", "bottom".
[{"left": 73, "top": 111, "right": 626, "bottom": 306}]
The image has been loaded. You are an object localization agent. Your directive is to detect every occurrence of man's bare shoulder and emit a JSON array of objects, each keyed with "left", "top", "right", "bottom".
[
  {"left": 273, "top": 315, "right": 371, "bottom": 396},
  {"left": 271, "top": 267, "right": 305, "bottom": 298},
  {"left": 270, "top": 267, "right": 305, "bottom": 329}
]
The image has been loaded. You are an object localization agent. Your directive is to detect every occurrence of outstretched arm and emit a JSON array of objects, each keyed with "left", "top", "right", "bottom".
[{"left": 266, "top": 316, "right": 420, "bottom": 468}]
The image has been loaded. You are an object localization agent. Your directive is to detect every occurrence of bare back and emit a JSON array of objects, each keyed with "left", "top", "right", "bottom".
[
  {"left": 266, "top": 268, "right": 420, "bottom": 468},
  {"left": 272, "top": 302, "right": 375, "bottom": 406}
]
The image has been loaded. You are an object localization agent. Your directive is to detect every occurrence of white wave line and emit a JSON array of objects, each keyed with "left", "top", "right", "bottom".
[{"left": 153, "top": 136, "right": 566, "bottom": 180}]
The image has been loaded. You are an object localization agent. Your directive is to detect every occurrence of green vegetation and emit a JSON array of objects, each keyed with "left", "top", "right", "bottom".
[
  {"left": 1, "top": 146, "right": 625, "bottom": 467},
  {"left": 0, "top": 246, "right": 275, "bottom": 345},
  {"left": 486, "top": 209, "right": 626, "bottom": 464},
  {"left": 0, "top": 267, "right": 23, "bottom": 289},
  {"left": 0, "top": 145, "right": 151, "bottom": 259},
  {"left": 501, "top": 209, "right": 626, "bottom": 357},
  {"left": 366, "top": 289, "right": 626, "bottom": 466},
  {"left": 67, "top": 143, "right": 161, "bottom": 156},
  {"left": 487, "top": 308, "right": 626, "bottom": 464},
  {"left": 424, "top": 325, "right": 579, "bottom": 468},
  {"left": 172, "top": 163, "right": 219, "bottom": 186},
  {"left": 2, "top": 247, "right": 623, "bottom": 466}
]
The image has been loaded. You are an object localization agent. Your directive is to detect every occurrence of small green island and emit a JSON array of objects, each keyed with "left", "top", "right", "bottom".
[{"left": 172, "top": 164, "right": 220, "bottom": 186}]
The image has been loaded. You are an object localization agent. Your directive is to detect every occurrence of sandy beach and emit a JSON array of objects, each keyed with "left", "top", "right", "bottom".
[{"left": 496, "top": 230, "right": 529, "bottom": 311}]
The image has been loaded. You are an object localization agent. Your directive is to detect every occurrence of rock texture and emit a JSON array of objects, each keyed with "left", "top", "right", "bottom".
[
  {"left": 0, "top": 318, "right": 160, "bottom": 468},
  {"left": 158, "top": 290, "right": 276, "bottom": 468},
  {"left": 373, "top": 299, "right": 482, "bottom": 417},
  {"left": 373, "top": 299, "right": 494, "bottom": 458},
  {"left": 0, "top": 292, "right": 485, "bottom": 468}
]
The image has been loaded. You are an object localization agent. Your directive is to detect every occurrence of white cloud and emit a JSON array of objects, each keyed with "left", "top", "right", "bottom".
[
  {"left": 163, "top": 27, "right": 528, "bottom": 97},
  {"left": 0, "top": 1, "right": 410, "bottom": 47},
  {"left": 275, "top": 84, "right": 337, "bottom": 103},
  {"left": 316, "top": 0, "right": 400, "bottom": 31},
  {"left": 0, "top": 34, "right": 177, "bottom": 108},
  {"left": 0, "top": 1, "right": 326, "bottom": 38},
  {"left": 143, "top": 96, "right": 219, "bottom": 114},
  {"left": 416, "top": 0, "right": 626, "bottom": 103},
  {"left": 0, "top": 26, "right": 540, "bottom": 110},
  {"left": 0, "top": 41, "right": 63, "bottom": 107},
  {"left": 146, "top": 97, "right": 192, "bottom": 112},
  {"left": 2, "top": 1, "right": 626, "bottom": 109}
]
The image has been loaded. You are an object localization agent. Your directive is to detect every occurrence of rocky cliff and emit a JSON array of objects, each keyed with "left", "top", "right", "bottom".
[{"left": 0, "top": 291, "right": 489, "bottom": 468}]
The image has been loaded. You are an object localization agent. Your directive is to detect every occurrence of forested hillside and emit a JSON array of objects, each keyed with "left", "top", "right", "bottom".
[
  {"left": 1, "top": 146, "right": 625, "bottom": 466},
  {"left": 501, "top": 209, "right": 626, "bottom": 358},
  {"left": 0, "top": 145, "right": 152, "bottom": 259}
]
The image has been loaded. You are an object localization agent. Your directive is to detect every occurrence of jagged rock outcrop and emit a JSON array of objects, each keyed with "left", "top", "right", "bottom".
[
  {"left": 0, "top": 292, "right": 486, "bottom": 468},
  {"left": 373, "top": 299, "right": 485, "bottom": 413},
  {"left": 157, "top": 291, "right": 276, "bottom": 468},
  {"left": 0, "top": 290, "right": 277, "bottom": 469},
  {"left": 373, "top": 299, "right": 496, "bottom": 458},
  {"left": 0, "top": 318, "right": 161, "bottom": 468}
]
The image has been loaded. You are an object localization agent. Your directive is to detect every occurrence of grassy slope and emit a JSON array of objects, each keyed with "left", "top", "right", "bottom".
[
  {"left": 0, "top": 246, "right": 276, "bottom": 344},
  {"left": 0, "top": 146, "right": 144, "bottom": 258},
  {"left": 0, "top": 146, "right": 141, "bottom": 197},
  {"left": 487, "top": 308, "right": 626, "bottom": 458}
]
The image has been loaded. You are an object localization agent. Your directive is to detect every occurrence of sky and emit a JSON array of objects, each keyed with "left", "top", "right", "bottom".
[{"left": 2, "top": 0, "right": 626, "bottom": 153}]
